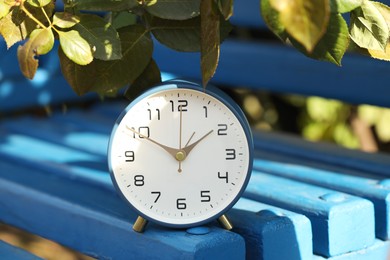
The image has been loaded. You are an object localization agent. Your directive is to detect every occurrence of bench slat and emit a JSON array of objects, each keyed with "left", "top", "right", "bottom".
[
  {"left": 245, "top": 172, "right": 375, "bottom": 257},
  {"left": 0, "top": 241, "right": 43, "bottom": 260},
  {"left": 0, "top": 163, "right": 245, "bottom": 259},
  {"left": 233, "top": 198, "right": 313, "bottom": 260},
  {"left": 253, "top": 158, "right": 390, "bottom": 240}
]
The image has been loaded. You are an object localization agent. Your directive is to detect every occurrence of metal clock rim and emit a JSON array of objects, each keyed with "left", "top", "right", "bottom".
[{"left": 107, "top": 79, "right": 254, "bottom": 229}]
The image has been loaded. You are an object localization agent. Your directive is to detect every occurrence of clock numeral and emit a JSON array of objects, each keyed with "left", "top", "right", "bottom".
[
  {"left": 225, "top": 149, "right": 236, "bottom": 160},
  {"left": 218, "top": 171, "right": 229, "bottom": 183},
  {"left": 200, "top": 190, "right": 211, "bottom": 202},
  {"left": 125, "top": 151, "right": 135, "bottom": 162},
  {"left": 151, "top": 191, "right": 161, "bottom": 203},
  {"left": 217, "top": 124, "right": 228, "bottom": 135},
  {"left": 170, "top": 100, "right": 188, "bottom": 112},
  {"left": 134, "top": 175, "right": 145, "bottom": 186},
  {"left": 176, "top": 198, "right": 187, "bottom": 210},
  {"left": 147, "top": 109, "right": 160, "bottom": 120},
  {"left": 203, "top": 106, "right": 208, "bottom": 118},
  {"left": 130, "top": 126, "right": 150, "bottom": 138}
]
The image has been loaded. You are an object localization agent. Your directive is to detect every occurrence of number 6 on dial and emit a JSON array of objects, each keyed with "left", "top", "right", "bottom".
[{"left": 108, "top": 80, "right": 253, "bottom": 232}]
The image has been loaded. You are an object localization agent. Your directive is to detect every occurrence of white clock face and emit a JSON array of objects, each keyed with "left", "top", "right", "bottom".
[{"left": 108, "top": 85, "right": 252, "bottom": 227}]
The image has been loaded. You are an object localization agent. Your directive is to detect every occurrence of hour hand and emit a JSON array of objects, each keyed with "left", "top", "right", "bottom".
[{"left": 125, "top": 126, "right": 178, "bottom": 159}]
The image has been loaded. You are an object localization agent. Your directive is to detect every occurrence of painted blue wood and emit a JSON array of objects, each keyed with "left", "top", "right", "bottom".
[
  {"left": 0, "top": 162, "right": 245, "bottom": 259},
  {"left": 244, "top": 171, "right": 375, "bottom": 257},
  {"left": 253, "top": 158, "right": 390, "bottom": 240},
  {"left": 0, "top": 241, "right": 43, "bottom": 260},
  {"left": 252, "top": 130, "right": 390, "bottom": 177},
  {"left": 232, "top": 198, "right": 313, "bottom": 260},
  {"left": 313, "top": 240, "right": 390, "bottom": 260}
]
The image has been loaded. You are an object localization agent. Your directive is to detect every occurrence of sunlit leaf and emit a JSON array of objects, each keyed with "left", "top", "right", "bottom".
[
  {"left": 291, "top": 14, "right": 349, "bottom": 65},
  {"left": 330, "top": 0, "right": 363, "bottom": 13},
  {"left": 58, "top": 30, "right": 93, "bottom": 65},
  {"left": 0, "top": 8, "right": 30, "bottom": 49},
  {"left": 59, "top": 25, "right": 153, "bottom": 96},
  {"left": 53, "top": 12, "right": 80, "bottom": 28},
  {"left": 333, "top": 123, "right": 359, "bottom": 148},
  {"left": 270, "top": 0, "right": 330, "bottom": 52},
  {"left": 358, "top": 105, "right": 382, "bottom": 126},
  {"left": 350, "top": 0, "right": 389, "bottom": 51},
  {"left": 17, "top": 28, "right": 54, "bottom": 79},
  {"left": 200, "top": 0, "right": 220, "bottom": 87},
  {"left": 376, "top": 109, "right": 390, "bottom": 142},
  {"left": 146, "top": 0, "right": 201, "bottom": 20},
  {"left": 261, "top": 0, "right": 288, "bottom": 41},
  {"left": 27, "top": 0, "right": 51, "bottom": 7},
  {"left": 125, "top": 59, "right": 161, "bottom": 101},
  {"left": 74, "top": 14, "right": 122, "bottom": 60},
  {"left": 67, "top": 0, "right": 138, "bottom": 11},
  {"left": 0, "top": 2, "right": 11, "bottom": 19}
]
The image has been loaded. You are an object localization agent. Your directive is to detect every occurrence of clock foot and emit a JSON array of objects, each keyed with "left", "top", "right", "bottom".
[
  {"left": 218, "top": 214, "right": 233, "bottom": 230},
  {"left": 133, "top": 216, "right": 148, "bottom": 233}
]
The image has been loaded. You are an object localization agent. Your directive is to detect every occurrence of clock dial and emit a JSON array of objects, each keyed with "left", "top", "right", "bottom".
[{"left": 108, "top": 84, "right": 252, "bottom": 227}]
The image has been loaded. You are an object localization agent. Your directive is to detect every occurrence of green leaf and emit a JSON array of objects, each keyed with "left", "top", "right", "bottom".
[
  {"left": 125, "top": 59, "right": 161, "bottom": 101},
  {"left": 59, "top": 25, "right": 153, "bottom": 96},
  {"left": 200, "top": 0, "right": 220, "bottom": 87},
  {"left": 0, "top": 1, "right": 11, "bottom": 19},
  {"left": 58, "top": 30, "right": 93, "bottom": 65},
  {"left": 17, "top": 28, "right": 54, "bottom": 79},
  {"left": 73, "top": 14, "right": 122, "bottom": 61},
  {"left": 146, "top": 0, "right": 201, "bottom": 20},
  {"left": 330, "top": 0, "right": 363, "bottom": 13},
  {"left": 260, "top": 0, "right": 288, "bottom": 41},
  {"left": 270, "top": 0, "right": 330, "bottom": 52},
  {"left": 67, "top": 0, "right": 138, "bottom": 11},
  {"left": 53, "top": 12, "right": 80, "bottom": 28},
  {"left": 27, "top": 0, "right": 51, "bottom": 7},
  {"left": 217, "top": 0, "right": 234, "bottom": 20},
  {"left": 291, "top": 14, "right": 349, "bottom": 65},
  {"left": 110, "top": 11, "right": 137, "bottom": 30},
  {"left": 350, "top": 0, "right": 389, "bottom": 51},
  {"left": 0, "top": 8, "right": 31, "bottom": 49},
  {"left": 376, "top": 109, "right": 390, "bottom": 142}
]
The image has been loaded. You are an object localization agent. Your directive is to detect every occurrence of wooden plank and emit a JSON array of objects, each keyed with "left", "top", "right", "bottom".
[
  {"left": 232, "top": 198, "right": 313, "bottom": 260},
  {"left": 153, "top": 40, "right": 390, "bottom": 108},
  {"left": 313, "top": 240, "right": 390, "bottom": 260},
  {"left": 252, "top": 130, "right": 390, "bottom": 177},
  {"left": 244, "top": 172, "right": 375, "bottom": 257},
  {"left": 0, "top": 241, "right": 43, "bottom": 260},
  {"left": 253, "top": 158, "right": 390, "bottom": 240},
  {"left": 0, "top": 162, "right": 245, "bottom": 259}
]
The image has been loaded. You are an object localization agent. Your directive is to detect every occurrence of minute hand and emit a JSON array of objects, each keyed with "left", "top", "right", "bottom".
[{"left": 182, "top": 130, "right": 213, "bottom": 156}]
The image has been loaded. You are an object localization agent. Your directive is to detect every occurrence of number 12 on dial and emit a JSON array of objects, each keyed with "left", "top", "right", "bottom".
[{"left": 108, "top": 80, "right": 253, "bottom": 232}]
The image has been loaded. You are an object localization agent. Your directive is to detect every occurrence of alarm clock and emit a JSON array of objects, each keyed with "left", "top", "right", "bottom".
[{"left": 107, "top": 80, "right": 253, "bottom": 232}]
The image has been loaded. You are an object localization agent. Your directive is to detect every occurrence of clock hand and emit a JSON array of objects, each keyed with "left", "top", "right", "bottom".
[
  {"left": 185, "top": 132, "right": 195, "bottom": 148},
  {"left": 182, "top": 130, "right": 213, "bottom": 157},
  {"left": 125, "top": 126, "right": 178, "bottom": 159},
  {"left": 178, "top": 107, "right": 183, "bottom": 173}
]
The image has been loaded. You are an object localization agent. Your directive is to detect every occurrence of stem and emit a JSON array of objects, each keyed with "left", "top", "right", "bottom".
[
  {"left": 21, "top": 4, "right": 47, "bottom": 29},
  {"left": 40, "top": 6, "right": 51, "bottom": 25}
]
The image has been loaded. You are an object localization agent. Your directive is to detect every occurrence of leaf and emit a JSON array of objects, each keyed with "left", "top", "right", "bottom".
[
  {"left": 59, "top": 25, "right": 153, "bottom": 96},
  {"left": 146, "top": 0, "right": 201, "bottom": 20},
  {"left": 330, "top": 0, "right": 363, "bottom": 13},
  {"left": 200, "top": 0, "right": 220, "bottom": 87},
  {"left": 0, "top": 1, "right": 11, "bottom": 19},
  {"left": 217, "top": 0, "right": 234, "bottom": 20},
  {"left": 27, "top": 0, "right": 51, "bottom": 7},
  {"left": 110, "top": 11, "right": 137, "bottom": 30},
  {"left": 67, "top": 0, "right": 138, "bottom": 11},
  {"left": 362, "top": 2, "right": 390, "bottom": 60},
  {"left": 125, "top": 59, "right": 161, "bottom": 101},
  {"left": 58, "top": 30, "right": 93, "bottom": 65},
  {"left": 375, "top": 109, "right": 390, "bottom": 142},
  {"left": 53, "top": 12, "right": 80, "bottom": 28},
  {"left": 270, "top": 0, "right": 330, "bottom": 52},
  {"left": 291, "top": 14, "right": 349, "bottom": 65},
  {"left": 350, "top": 0, "right": 389, "bottom": 51},
  {"left": 17, "top": 28, "right": 54, "bottom": 79},
  {"left": 260, "top": 0, "right": 288, "bottom": 41},
  {"left": 74, "top": 14, "right": 122, "bottom": 60}
]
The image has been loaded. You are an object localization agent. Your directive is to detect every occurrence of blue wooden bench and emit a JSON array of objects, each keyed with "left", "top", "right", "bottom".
[{"left": 1, "top": 0, "right": 390, "bottom": 259}]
